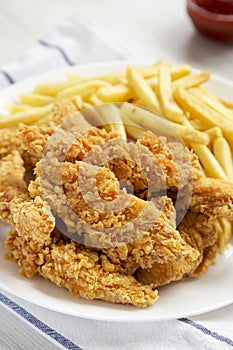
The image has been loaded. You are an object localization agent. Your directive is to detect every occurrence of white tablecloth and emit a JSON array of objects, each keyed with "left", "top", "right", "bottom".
[{"left": 1, "top": 4, "right": 233, "bottom": 350}]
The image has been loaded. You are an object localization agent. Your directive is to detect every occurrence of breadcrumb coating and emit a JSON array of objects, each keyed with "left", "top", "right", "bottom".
[
  {"left": 135, "top": 211, "right": 217, "bottom": 287},
  {"left": 191, "top": 177, "right": 233, "bottom": 219},
  {"left": 0, "top": 129, "right": 22, "bottom": 160},
  {"left": 1, "top": 100, "right": 233, "bottom": 308},
  {"left": 5, "top": 228, "right": 158, "bottom": 307}
]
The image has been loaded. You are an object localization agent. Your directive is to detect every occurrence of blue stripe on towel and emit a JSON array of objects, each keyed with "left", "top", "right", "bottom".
[
  {"left": 0, "top": 70, "right": 15, "bottom": 84},
  {"left": 179, "top": 317, "right": 233, "bottom": 347},
  {"left": 0, "top": 292, "right": 83, "bottom": 350},
  {"left": 38, "top": 40, "right": 75, "bottom": 66}
]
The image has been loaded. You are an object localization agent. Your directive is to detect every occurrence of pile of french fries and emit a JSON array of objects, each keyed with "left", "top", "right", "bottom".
[{"left": 1, "top": 60, "right": 233, "bottom": 250}]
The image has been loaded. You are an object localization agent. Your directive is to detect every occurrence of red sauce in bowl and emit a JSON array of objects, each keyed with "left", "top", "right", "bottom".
[
  {"left": 187, "top": 0, "right": 233, "bottom": 42},
  {"left": 196, "top": 0, "right": 233, "bottom": 14}
]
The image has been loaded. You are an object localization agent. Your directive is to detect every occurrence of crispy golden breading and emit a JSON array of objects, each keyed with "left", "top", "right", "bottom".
[
  {"left": 0, "top": 129, "right": 22, "bottom": 160},
  {"left": 135, "top": 211, "right": 218, "bottom": 287},
  {"left": 18, "top": 123, "right": 119, "bottom": 165},
  {"left": 0, "top": 151, "right": 157, "bottom": 307},
  {"left": 139, "top": 132, "right": 202, "bottom": 191},
  {"left": 0, "top": 151, "right": 29, "bottom": 221},
  {"left": 48, "top": 99, "right": 78, "bottom": 125},
  {"left": 191, "top": 177, "right": 233, "bottom": 219},
  {"left": 1, "top": 109, "right": 233, "bottom": 308},
  {"left": 0, "top": 152, "right": 55, "bottom": 240},
  {"left": 5, "top": 228, "right": 158, "bottom": 307},
  {"left": 29, "top": 157, "right": 197, "bottom": 273}
]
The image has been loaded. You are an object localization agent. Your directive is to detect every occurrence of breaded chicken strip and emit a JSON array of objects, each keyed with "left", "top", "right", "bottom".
[
  {"left": 139, "top": 132, "right": 202, "bottom": 191},
  {"left": 29, "top": 157, "right": 198, "bottom": 272},
  {"left": 135, "top": 211, "right": 218, "bottom": 287},
  {"left": 0, "top": 152, "right": 158, "bottom": 307},
  {"left": 0, "top": 151, "right": 55, "bottom": 240},
  {"left": 190, "top": 177, "right": 233, "bottom": 219},
  {"left": 5, "top": 228, "right": 158, "bottom": 307}
]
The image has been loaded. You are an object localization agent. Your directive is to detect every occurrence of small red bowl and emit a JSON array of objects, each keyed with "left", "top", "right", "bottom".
[{"left": 187, "top": 0, "right": 233, "bottom": 42}]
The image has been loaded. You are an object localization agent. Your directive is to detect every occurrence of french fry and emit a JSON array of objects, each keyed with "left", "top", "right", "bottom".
[
  {"left": 120, "top": 113, "right": 144, "bottom": 140},
  {"left": 120, "top": 102, "right": 177, "bottom": 140},
  {"left": 19, "top": 93, "right": 54, "bottom": 106},
  {"left": 219, "top": 97, "right": 233, "bottom": 109},
  {"left": 72, "top": 96, "right": 84, "bottom": 110},
  {"left": 4, "top": 103, "right": 30, "bottom": 113},
  {"left": 170, "top": 64, "right": 192, "bottom": 80},
  {"left": 146, "top": 76, "right": 159, "bottom": 92},
  {"left": 189, "top": 119, "right": 210, "bottom": 131},
  {"left": 67, "top": 71, "right": 126, "bottom": 85},
  {"left": 172, "top": 71, "right": 210, "bottom": 91},
  {"left": 97, "top": 72, "right": 126, "bottom": 84},
  {"left": 34, "top": 80, "right": 81, "bottom": 96},
  {"left": 206, "top": 127, "right": 223, "bottom": 142},
  {"left": 57, "top": 80, "right": 109, "bottom": 100},
  {"left": 158, "top": 63, "right": 184, "bottom": 123},
  {"left": 215, "top": 219, "right": 225, "bottom": 252},
  {"left": 97, "top": 84, "right": 133, "bottom": 102},
  {"left": 87, "top": 94, "right": 103, "bottom": 106},
  {"left": 0, "top": 104, "right": 52, "bottom": 128},
  {"left": 173, "top": 124, "right": 209, "bottom": 145},
  {"left": 98, "top": 103, "right": 127, "bottom": 140},
  {"left": 219, "top": 218, "right": 232, "bottom": 244},
  {"left": 174, "top": 87, "right": 233, "bottom": 145},
  {"left": 213, "top": 137, "right": 233, "bottom": 181},
  {"left": 139, "top": 63, "right": 191, "bottom": 80},
  {"left": 126, "top": 65, "right": 162, "bottom": 115},
  {"left": 190, "top": 87, "right": 233, "bottom": 122},
  {"left": 189, "top": 142, "right": 228, "bottom": 180}
]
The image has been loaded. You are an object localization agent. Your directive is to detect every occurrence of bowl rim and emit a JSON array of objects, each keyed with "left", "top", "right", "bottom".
[{"left": 187, "top": 0, "right": 233, "bottom": 22}]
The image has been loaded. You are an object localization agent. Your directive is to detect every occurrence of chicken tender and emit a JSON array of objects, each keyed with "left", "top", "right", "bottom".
[
  {"left": 0, "top": 151, "right": 157, "bottom": 307},
  {"left": 135, "top": 211, "right": 218, "bottom": 287},
  {"left": 5, "top": 227, "right": 158, "bottom": 308},
  {"left": 191, "top": 177, "right": 233, "bottom": 219},
  {"left": 29, "top": 155, "right": 198, "bottom": 273}
]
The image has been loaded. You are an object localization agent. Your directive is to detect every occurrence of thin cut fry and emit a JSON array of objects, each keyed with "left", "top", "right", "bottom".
[
  {"left": 34, "top": 80, "right": 82, "bottom": 96},
  {"left": 215, "top": 219, "right": 225, "bottom": 252},
  {"left": 190, "top": 142, "right": 228, "bottom": 180},
  {"left": 174, "top": 124, "right": 209, "bottom": 145},
  {"left": 220, "top": 98, "right": 233, "bottom": 109},
  {"left": 20, "top": 94, "right": 54, "bottom": 106},
  {"left": 206, "top": 127, "right": 223, "bottom": 142},
  {"left": 174, "top": 87, "right": 233, "bottom": 145},
  {"left": 97, "top": 84, "right": 133, "bottom": 102},
  {"left": 158, "top": 63, "right": 184, "bottom": 123},
  {"left": 4, "top": 103, "right": 30, "bottom": 113},
  {"left": 98, "top": 103, "right": 127, "bottom": 140},
  {"left": 190, "top": 87, "right": 233, "bottom": 122},
  {"left": 172, "top": 71, "right": 210, "bottom": 91},
  {"left": 120, "top": 113, "right": 144, "bottom": 140},
  {"left": 58, "top": 80, "right": 110, "bottom": 100},
  {"left": 0, "top": 104, "right": 52, "bottom": 128},
  {"left": 126, "top": 65, "right": 162, "bottom": 115},
  {"left": 120, "top": 102, "right": 176, "bottom": 139},
  {"left": 219, "top": 218, "right": 232, "bottom": 245},
  {"left": 87, "top": 94, "right": 103, "bottom": 106},
  {"left": 213, "top": 137, "right": 233, "bottom": 181}
]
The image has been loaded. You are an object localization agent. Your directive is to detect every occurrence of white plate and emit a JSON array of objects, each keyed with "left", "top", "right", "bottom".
[{"left": 0, "top": 61, "right": 233, "bottom": 322}]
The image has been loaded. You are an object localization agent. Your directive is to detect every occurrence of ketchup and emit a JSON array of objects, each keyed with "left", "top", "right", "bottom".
[{"left": 196, "top": 0, "right": 233, "bottom": 14}]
